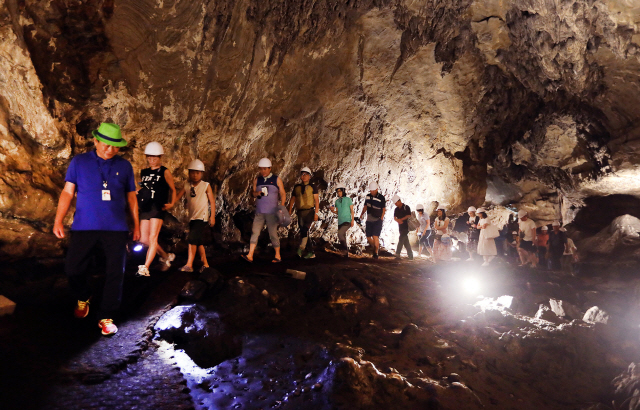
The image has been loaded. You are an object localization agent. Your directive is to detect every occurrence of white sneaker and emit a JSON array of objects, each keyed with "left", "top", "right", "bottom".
[
  {"left": 466, "top": 257, "right": 474, "bottom": 262},
  {"left": 160, "top": 253, "right": 176, "bottom": 263},
  {"left": 481, "top": 262, "right": 489, "bottom": 267},
  {"left": 136, "top": 265, "right": 150, "bottom": 277},
  {"left": 159, "top": 259, "right": 171, "bottom": 271}
]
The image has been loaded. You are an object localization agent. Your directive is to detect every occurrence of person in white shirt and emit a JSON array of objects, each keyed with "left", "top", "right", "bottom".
[
  {"left": 415, "top": 204, "right": 432, "bottom": 259},
  {"left": 517, "top": 210, "right": 538, "bottom": 268},
  {"left": 476, "top": 208, "right": 497, "bottom": 266}
]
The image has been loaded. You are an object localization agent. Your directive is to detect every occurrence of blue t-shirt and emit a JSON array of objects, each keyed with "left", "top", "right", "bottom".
[{"left": 65, "top": 150, "right": 136, "bottom": 231}]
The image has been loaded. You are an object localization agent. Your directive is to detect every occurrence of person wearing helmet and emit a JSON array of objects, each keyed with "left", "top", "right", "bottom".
[
  {"left": 517, "top": 210, "right": 537, "bottom": 268},
  {"left": 243, "top": 158, "right": 286, "bottom": 263},
  {"left": 359, "top": 181, "right": 386, "bottom": 259},
  {"left": 433, "top": 207, "right": 451, "bottom": 262},
  {"left": 329, "top": 183, "right": 354, "bottom": 257},
  {"left": 392, "top": 195, "right": 413, "bottom": 260},
  {"left": 465, "top": 206, "right": 480, "bottom": 262},
  {"left": 288, "top": 167, "right": 320, "bottom": 259},
  {"left": 135, "top": 142, "right": 177, "bottom": 277},
  {"left": 547, "top": 221, "right": 567, "bottom": 271},
  {"left": 415, "top": 204, "right": 432, "bottom": 259},
  {"left": 53, "top": 122, "right": 140, "bottom": 336},
  {"left": 175, "top": 159, "right": 216, "bottom": 272},
  {"left": 536, "top": 225, "right": 550, "bottom": 270}
]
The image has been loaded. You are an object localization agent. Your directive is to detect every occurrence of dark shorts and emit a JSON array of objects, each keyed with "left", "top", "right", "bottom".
[
  {"left": 140, "top": 203, "right": 167, "bottom": 221},
  {"left": 365, "top": 219, "right": 383, "bottom": 237},
  {"left": 520, "top": 240, "right": 536, "bottom": 253},
  {"left": 188, "top": 220, "right": 209, "bottom": 245}
]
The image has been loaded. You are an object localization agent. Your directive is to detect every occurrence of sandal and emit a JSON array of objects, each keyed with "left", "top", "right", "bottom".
[
  {"left": 272, "top": 258, "right": 282, "bottom": 263},
  {"left": 179, "top": 265, "right": 193, "bottom": 272},
  {"left": 241, "top": 255, "right": 253, "bottom": 263}
]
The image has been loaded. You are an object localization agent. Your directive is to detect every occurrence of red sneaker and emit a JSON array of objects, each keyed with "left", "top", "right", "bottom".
[
  {"left": 98, "top": 319, "right": 118, "bottom": 336},
  {"left": 74, "top": 299, "right": 90, "bottom": 318}
]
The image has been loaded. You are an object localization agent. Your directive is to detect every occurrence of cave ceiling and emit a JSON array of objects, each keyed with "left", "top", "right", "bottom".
[{"left": 1, "top": 0, "right": 640, "bottom": 257}]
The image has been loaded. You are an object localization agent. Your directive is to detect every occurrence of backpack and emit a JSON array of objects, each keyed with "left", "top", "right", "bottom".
[
  {"left": 276, "top": 204, "right": 291, "bottom": 227},
  {"left": 137, "top": 186, "right": 154, "bottom": 212},
  {"left": 407, "top": 211, "right": 420, "bottom": 231}
]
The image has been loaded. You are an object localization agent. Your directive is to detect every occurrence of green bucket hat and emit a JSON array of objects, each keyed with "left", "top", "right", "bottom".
[{"left": 92, "top": 123, "right": 127, "bottom": 147}]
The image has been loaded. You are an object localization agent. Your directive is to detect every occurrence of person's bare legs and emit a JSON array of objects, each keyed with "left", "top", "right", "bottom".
[
  {"left": 198, "top": 245, "right": 209, "bottom": 267},
  {"left": 144, "top": 218, "right": 167, "bottom": 268},
  {"left": 140, "top": 219, "right": 150, "bottom": 246},
  {"left": 373, "top": 236, "right": 380, "bottom": 255},
  {"left": 246, "top": 243, "right": 257, "bottom": 261},
  {"left": 274, "top": 247, "right": 281, "bottom": 261},
  {"left": 518, "top": 248, "right": 528, "bottom": 265},
  {"left": 186, "top": 244, "right": 197, "bottom": 268}
]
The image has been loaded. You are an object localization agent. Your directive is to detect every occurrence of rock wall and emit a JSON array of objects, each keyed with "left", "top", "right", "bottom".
[{"left": 2, "top": 0, "right": 640, "bottom": 258}]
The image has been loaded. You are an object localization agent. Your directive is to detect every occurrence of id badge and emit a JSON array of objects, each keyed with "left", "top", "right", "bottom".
[{"left": 102, "top": 190, "right": 111, "bottom": 201}]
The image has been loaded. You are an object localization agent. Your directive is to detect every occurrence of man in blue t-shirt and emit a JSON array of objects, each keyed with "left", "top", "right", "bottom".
[{"left": 53, "top": 122, "right": 140, "bottom": 336}]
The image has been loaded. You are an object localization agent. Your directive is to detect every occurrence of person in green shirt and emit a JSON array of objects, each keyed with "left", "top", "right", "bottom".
[{"left": 329, "top": 183, "right": 354, "bottom": 257}]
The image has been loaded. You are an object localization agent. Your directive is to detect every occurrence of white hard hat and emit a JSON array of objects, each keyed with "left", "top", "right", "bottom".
[
  {"left": 518, "top": 210, "right": 528, "bottom": 218},
  {"left": 416, "top": 203, "right": 424, "bottom": 210},
  {"left": 467, "top": 206, "right": 477, "bottom": 212},
  {"left": 188, "top": 159, "right": 205, "bottom": 171},
  {"left": 144, "top": 142, "right": 164, "bottom": 155},
  {"left": 392, "top": 194, "right": 401, "bottom": 203},
  {"left": 512, "top": 231, "right": 518, "bottom": 235},
  {"left": 300, "top": 167, "right": 312, "bottom": 175},
  {"left": 368, "top": 181, "right": 379, "bottom": 191},
  {"left": 335, "top": 182, "right": 346, "bottom": 191},
  {"left": 476, "top": 207, "right": 486, "bottom": 213},
  {"left": 552, "top": 221, "right": 561, "bottom": 226},
  {"left": 258, "top": 158, "right": 272, "bottom": 168},
  {"left": 541, "top": 226, "right": 548, "bottom": 231}
]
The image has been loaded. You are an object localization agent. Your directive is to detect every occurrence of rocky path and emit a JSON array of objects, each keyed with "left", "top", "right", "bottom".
[{"left": 2, "top": 250, "right": 640, "bottom": 409}]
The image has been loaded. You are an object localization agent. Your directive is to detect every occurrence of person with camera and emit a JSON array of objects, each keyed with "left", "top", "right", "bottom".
[{"left": 242, "top": 158, "right": 286, "bottom": 263}]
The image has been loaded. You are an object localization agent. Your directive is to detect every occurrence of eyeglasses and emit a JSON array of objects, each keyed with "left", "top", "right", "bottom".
[{"left": 190, "top": 186, "right": 196, "bottom": 197}]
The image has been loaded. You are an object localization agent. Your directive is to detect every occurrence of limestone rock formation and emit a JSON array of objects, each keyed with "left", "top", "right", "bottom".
[{"left": 1, "top": 0, "right": 640, "bottom": 257}]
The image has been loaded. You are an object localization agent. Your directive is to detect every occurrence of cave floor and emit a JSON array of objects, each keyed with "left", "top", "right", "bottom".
[{"left": 1, "top": 248, "right": 638, "bottom": 410}]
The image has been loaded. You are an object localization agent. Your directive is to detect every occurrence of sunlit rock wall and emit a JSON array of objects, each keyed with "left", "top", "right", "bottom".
[{"left": 2, "top": 0, "right": 640, "bottom": 258}]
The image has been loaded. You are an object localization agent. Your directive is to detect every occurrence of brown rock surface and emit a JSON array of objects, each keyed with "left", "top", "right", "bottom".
[{"left": 1, "top": 0, "right": 640, "bottom": 256}]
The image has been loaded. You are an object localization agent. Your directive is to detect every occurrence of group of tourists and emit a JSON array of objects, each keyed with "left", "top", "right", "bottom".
[
  {"left": 53, "top": 123, "right": 217, "bottom": 336},
  {"left": 53, "top": 122, "right": 578, "bottom": 337}
]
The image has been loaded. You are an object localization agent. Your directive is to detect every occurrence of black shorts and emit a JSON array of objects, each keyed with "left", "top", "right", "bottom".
[
  {"left": 140, "top": 203, "right": 167, "bottom": 221},
  {"left": 365, "top": 219, "right": 383, "bottom": 237},
  {"left": 188, "top": 220, "right": 210, "bottom": 245},
  {"left": 520, "top": 240, "right": 536, "bottom": 253}
]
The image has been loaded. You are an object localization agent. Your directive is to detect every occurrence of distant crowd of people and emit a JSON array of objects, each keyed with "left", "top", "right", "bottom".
[{"left": 52, "top": 122, "right": 579, "bottom": 336}]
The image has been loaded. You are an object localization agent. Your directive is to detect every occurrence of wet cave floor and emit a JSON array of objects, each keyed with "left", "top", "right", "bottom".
[{"left": 1, "top": 247, "right": 639, "bottom": 410}]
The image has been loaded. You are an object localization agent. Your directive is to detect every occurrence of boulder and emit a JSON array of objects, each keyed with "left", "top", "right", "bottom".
[
  {"left": 154, "top": 305, "right": 241, "bottom": 368},
  {"left": 583, "top": 306, "right": 610, "bottom": 325},
  {"left": 612, "top": 362, "right": 640, "bottom": 410},
  {"left": 549, "top": 299, "right": 582, "bottom": 320},
  {"left": 535, "top": 305, "right": 562, "bottom": 324}
]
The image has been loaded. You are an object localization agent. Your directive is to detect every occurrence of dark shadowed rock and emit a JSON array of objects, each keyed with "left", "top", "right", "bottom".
[{"left": 154, "top": 305, "right": 241, "bottom": 368}]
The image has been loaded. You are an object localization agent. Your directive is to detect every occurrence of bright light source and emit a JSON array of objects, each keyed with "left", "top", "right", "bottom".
[
  {"left": 462, "top": 277, "right": 481, "bottom": 294},
  {"left": 133, "top": 244, "right": 144, "bottom": 252}
]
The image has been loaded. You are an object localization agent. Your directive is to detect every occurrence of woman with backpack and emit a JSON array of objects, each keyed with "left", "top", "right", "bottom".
[
  {"left": 476, "top": 208, "right": 497, "bottom": 266},
  {"left": 136, "top": 142, "right": 176, "bottom": 277}
]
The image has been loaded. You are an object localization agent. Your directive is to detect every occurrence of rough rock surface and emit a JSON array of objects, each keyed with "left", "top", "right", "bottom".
[{"left": 2, "top": 0, "right": 640, "bottom": 256}]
